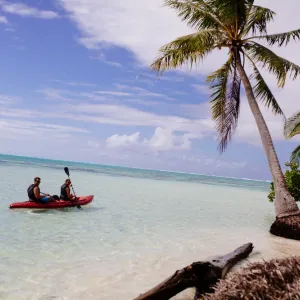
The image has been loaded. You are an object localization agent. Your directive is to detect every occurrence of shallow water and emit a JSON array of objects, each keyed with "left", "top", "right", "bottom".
[{"left": 1, "top": 155, "right": 300, "bottom": 300}]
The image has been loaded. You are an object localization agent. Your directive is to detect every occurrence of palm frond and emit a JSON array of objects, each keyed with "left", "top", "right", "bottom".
[
  {"left": 237, "top": 0, "right": 255, "bottom": 34},
  {"left": 241, "top": 5, "right": 275, "bottom": 37},
  {"left": 290, "top": 145, "right": 300, "bottom": 164},
  {"left": 211, "top": 0, "right": 252, "bottom": 34},
  {"left": 245, "top": 41, "right": 300, "bottom": 87},
  {"left": 165, "top": 0, "right": 231, "bottom": 34},
  {"left": 207, "top": 54, "right": 241, "bottom": 152},
  {"left": 252, "top": 29, "right": 300, "bottom": 46},
  {"left": 245, "top": 53, "right": 284, "bottom": 116},
  {"left": 233, "top": 0, "right": 254, "bottom": 34},
  {"left": 151, "top": 30, "right": 217, "bottom": 73},
  {"left": 284, "top": 111, "right": 300, "bottom": 139}
]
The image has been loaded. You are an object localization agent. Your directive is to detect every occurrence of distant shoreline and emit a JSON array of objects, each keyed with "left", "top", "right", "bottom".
[{"left": 0, "top": 153, "right": 271, "bottom": 184}]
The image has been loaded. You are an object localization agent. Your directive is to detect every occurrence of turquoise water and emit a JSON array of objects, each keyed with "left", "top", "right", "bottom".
[
  {"left": 0, "top": 154, "right": 270, "bottom": 191},
  {"left": 1, "top": 154, "right": 300, "bottom": 300}
]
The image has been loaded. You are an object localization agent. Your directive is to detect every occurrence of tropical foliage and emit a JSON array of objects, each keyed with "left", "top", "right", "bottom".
[
  {"left": 284, "top": 111, "right": 300, "bottom": 163},
  {"left": 268, "top": 162, "right": 300, "bottom": 202}
]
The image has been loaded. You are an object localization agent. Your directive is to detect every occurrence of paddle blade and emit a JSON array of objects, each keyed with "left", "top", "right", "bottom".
[{"left": 64, "top": 167, "right": 70, "bottom": 177}]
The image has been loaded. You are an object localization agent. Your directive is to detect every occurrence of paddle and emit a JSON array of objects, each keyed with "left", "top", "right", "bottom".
[{"left": 64, "top": 167, "right": 81, "bottom": 209}]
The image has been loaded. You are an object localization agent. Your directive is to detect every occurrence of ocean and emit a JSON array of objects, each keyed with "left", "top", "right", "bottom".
[{"left": 1, "top": 154, "right": 300, "bottom": 300}]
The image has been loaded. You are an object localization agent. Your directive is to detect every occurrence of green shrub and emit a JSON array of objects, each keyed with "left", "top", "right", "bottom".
[{"left": 268, "top": 162, "right": 300, "bottom": 202}]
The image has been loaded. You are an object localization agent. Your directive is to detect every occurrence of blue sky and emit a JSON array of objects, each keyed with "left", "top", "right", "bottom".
[{"left": 0, "top": 0, "right": 300, "bottom": 180}]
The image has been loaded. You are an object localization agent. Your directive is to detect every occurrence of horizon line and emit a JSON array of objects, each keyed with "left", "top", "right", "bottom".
[{"left": 0, "top": 153, "right": 271, "bottom": 183}]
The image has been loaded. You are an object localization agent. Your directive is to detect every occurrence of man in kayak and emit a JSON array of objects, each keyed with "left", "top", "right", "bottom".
[
  {"left": 27, "top": 177, "right": 56, "bottom": 203},
  {"left": 60, "top": 179, "right": 76, "bottom": 201}
]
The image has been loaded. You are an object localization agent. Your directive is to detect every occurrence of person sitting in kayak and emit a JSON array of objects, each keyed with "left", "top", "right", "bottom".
[
  {"left": 27, "top": 177, "right": 55, "bottom": 203},
  {"left": 60, "top": 179, "right": 76, "bottom": 201}
]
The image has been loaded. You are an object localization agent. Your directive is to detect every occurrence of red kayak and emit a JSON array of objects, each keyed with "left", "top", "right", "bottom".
[{"left": 9, "top": 195, "right": 94, "bottom": 209}]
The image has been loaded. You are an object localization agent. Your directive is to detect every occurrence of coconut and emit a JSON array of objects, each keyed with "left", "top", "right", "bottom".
[{"left": 202, "top": 256, "right": 300, "bottom": 299}]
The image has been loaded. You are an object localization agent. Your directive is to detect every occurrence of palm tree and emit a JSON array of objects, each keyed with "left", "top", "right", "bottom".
[
  {"left": 151, "top": 0, "right": 300, "bottom": 220},
  {"left": 284, "top": 111, "right": 300, "bottom": 164}
]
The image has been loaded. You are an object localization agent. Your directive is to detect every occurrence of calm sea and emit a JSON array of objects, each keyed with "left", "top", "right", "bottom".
[{"left": 1, "top": 154, "right": 299, "bottom": 300}]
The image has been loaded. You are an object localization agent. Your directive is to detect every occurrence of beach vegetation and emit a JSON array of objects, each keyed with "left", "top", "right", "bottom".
[
  {"left": 268, "top": 162, "right": 300, "bottom": 203},
  {"left": 284, "top": 111, "right": 300, "bottom": 164}
]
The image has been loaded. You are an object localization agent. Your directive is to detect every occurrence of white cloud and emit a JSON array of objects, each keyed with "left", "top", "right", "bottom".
[
  {"left": 0, "top": 119, "right": 89, "bottom": 141},
  {"left": 191, "top": 84, "right": 210, "bottom": 95},
  {"left": 37, "top": 88, "right": 74, "bottom": 102},
  {"left": 57, "top": 0, "right": 192, "bottom": 63},
  {"left": 115, "top": 84, "right": 175, "bottom": 101},
  {"left": 94, "top": 91, "right": 131, "bottom": 96},
  {"left": 67, "top": 81, "right": 98, "bottom": 87},
  {"left": 135, "top": 72, "right": 185, "bottom": 83},
  {"left": 52, "top": 79, "right": 99, "bottom": 87},
  {"left": 179, "top": 94, "right": 300, "bottom": 147},
  {"left": 51, "top": 0, "right": 222, "bottom": 74},
  {"left": 106, "top": 132, "right": 141, "bottom": 148},
  {"left": 146, "top": 127, "right": 191, "bottom": 151},
  {"left": 37, "top": 88, "right": 109, "bottom": 102},
  {"left": 63, "top": 102, "right": 211, "bottom": 138},
  {"left": 180, "top": 102, "right": 210, "bottom": 119},
  {"left": 0, "top": 94, "right": 22, "bottom": 105},
  {"left": 0, "top": 15, "right": 7, "bottom": 23},
  {"left": 0, "top": 91, "right": 213, "bottom": 148},
  {"left": 58, "top": 0, "right": 299, "bottom": 73},
  {"left": 125, "top": 98, "right": 161, "bottom": 106},
  {"left": 0, "top": 108, "right": 37, "bottom": 118},
  {"left": 87, "top": 140, "right": 101, "bottom": 148},
  {"left": 181, "top": 155, "right": 247, "bottom": 170},
  {"left": 235, "top": 94, "right": 300, "bottom": 146},
  {"left": 38, "top": 86, "right": 172, "bottom": 104},
  {"left": 106, "top": 127, "right": 192, "bottom": 152},
  {"left": 0, "top": 1, "right": 59, "bottom": 19},
  {"left": 89, "top": 53, "right": 123, "bottom": 68},
  {"left": 101, "top": 133, "right": 248, "bottom": 176}
]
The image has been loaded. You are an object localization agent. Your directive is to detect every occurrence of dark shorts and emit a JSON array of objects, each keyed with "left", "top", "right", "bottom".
[{"left": 40, "top": 196, "right": 51, "bottom": 203}]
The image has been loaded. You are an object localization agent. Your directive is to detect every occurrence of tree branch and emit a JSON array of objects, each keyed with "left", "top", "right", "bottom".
[{"left": 134, "top": 242, "right": 254, "bottom": 300}]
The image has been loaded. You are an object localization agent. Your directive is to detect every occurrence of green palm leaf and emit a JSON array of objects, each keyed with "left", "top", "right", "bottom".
[
  {"left": 151, "top": 30, "right": 217, "bottom": 73},
  {"left": 207, "top": 54, "right": 241, "bottom": 152},
  {"left": 284, "top": 111, "right": 300, "bottom": 139},
  {"left": 204, "top": 0, "right": 245, "bottom": 30},
  {"left": 245, "top": 41, "right": 300, "bottom": 87},
  {"left": 241, "top": 5, "right": 275, "bottom": 36},
  {"left": 245, "top": 53, "right": 284, "bottom": 115},
  {"left": 253, "top": 29, "right": 300, "bottom": 46},
  {"left": 219, "top": 0, "right": 256, "bottom": 32},
  {"left": 164, "top": 0, "right": 230, "bottom": 33},
  {"left": 234, "top": 0, "right": 255, "bottom": 33},
  {"left": 290, "top": 145, "right": 300, "bottom": 164}
]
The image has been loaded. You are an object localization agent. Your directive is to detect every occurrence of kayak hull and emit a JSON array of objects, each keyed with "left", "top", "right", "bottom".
[{"left": 9, "top": 195, "right": 94, "bottom": 209}]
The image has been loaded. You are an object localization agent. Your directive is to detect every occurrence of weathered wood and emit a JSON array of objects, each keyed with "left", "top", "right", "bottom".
[{"left": 134, "top": 243, "right": 253, "bottom": 300}]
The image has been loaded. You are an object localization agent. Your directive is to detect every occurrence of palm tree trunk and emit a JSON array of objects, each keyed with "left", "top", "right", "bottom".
[{"left": 235, "top": 53, "right": 299, "bottom": 218}]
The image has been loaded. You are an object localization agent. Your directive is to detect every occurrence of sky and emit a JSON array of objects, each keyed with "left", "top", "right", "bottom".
[{"left": 0, "top": 0, "right": 300, "bottom": 180}]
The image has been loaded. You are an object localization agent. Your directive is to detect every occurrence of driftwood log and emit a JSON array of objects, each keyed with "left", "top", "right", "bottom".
[{"left": 134, "top": 242, "right": 253, "bottom": 300}]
